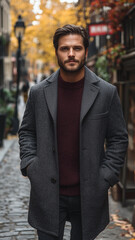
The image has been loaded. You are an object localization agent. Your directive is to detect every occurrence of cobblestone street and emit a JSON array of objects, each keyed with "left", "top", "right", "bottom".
[{"left": 0, "top": 139, "right": 134, "bottom": 240}]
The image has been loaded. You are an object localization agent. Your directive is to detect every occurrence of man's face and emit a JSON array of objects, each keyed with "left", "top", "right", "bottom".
[{"left": 55, "top": 34, "right": 88, "bottom": 73}]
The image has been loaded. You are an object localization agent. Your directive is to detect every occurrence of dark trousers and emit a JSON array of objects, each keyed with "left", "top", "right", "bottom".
[{"left": 37, "top": 195, "right": 82, "bottom": 240}]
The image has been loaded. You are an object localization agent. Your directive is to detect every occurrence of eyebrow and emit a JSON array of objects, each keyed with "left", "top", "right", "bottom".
[{"left": 59, "top": 45, "right": 83, "bottom": 48}]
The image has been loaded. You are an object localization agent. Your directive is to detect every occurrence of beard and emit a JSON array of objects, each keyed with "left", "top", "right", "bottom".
[{"left": 57, "top": 56, "right": 86, "bottom": 73}]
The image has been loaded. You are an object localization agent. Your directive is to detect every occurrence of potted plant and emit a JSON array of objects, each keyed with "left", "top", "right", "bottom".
[
  {"left": 95, "top": 55, "right": 110, "bottom": 82},
  {"left": 0, "top": 88, "right": 14, "bottom": 147}
]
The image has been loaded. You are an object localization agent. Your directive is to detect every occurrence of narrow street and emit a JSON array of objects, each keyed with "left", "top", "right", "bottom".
[{"left": 0, "top": 140, "right": 134, "bottom": 240}]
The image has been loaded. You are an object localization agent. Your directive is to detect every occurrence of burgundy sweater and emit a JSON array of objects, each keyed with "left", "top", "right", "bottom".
[{"left": 57, "top": 75, "right": 84, "bottom": 196}]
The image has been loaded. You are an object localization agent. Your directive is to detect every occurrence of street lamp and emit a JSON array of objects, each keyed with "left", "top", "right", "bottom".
[{"left": 12, "top": 15, "right": 25, "bottom": 134}]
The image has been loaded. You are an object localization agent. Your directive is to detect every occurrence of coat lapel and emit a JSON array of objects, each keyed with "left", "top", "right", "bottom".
[
  {"left": 43, "top": 70, "right": 59, "bottom": 123},
  {"left": 80, "top": 67, "right": 100, "bottom": 122}
]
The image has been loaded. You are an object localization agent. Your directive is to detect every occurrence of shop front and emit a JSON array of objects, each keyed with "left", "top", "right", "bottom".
[{"left": 112, "top": 6, "right": 135, "bottom": 206}]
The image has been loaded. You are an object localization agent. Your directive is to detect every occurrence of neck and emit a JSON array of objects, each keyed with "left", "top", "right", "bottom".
[{"left": 60, "top": 67, "right": 85, "bottom": 83}]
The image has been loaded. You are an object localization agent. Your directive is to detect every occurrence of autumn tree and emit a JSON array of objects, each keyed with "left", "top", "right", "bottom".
[{"left": 76, "top": 1, "right": 91, "bottom": 27}]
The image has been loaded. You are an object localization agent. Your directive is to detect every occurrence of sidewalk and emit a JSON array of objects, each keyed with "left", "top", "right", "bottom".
[
  {"left": 0, "top": 139, "right": 135, "bottom": 240},
  {"left": 0, "top": 137, "right": 16, "bottom": 163}
]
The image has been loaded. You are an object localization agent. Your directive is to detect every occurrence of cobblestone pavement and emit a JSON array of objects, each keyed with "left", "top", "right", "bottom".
[{"left": 0, "top": 140, "right": 133, "bottom": 240}]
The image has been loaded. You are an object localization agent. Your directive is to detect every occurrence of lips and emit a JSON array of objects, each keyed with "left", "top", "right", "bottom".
[{"left": 65, "top": 60, "right": 78, "bottom": 63}]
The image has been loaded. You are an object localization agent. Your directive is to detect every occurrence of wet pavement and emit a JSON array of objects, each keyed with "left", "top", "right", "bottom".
[{"left": 0, "top": 139, "right": 134, "bottom": 240}]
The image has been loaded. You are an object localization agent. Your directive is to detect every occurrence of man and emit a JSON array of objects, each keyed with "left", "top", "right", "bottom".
[{"left": 19, "top": 25, "right": 128, "bottom": 240}]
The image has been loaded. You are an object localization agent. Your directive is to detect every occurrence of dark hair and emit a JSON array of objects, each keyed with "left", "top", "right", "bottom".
[{"left": 53, "top": 24, "right": 89, "bottom": 50}]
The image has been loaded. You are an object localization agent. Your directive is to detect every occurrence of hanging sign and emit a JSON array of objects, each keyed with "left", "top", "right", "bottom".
[{"left": 88, "top": 23, "right": 113, "bottom": 36}]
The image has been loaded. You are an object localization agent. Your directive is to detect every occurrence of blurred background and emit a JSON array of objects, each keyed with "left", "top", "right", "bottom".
[{"left": 0, "top": 0, "right": 135, "bottom": 239}]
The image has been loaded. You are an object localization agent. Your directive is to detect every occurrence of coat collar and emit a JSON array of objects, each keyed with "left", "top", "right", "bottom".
[
  {"left": 43, "top": 66, "right": 100, "bottom": 123},
  {"left": 43, "top": 70, "right": 59, "bottom": 123},
  {"left": 80, "top": 66, "right": 100, "bottom": 122}
]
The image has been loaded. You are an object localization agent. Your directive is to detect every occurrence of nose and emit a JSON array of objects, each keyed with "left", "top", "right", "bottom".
[{"left": 68, "top": 48, "right": 74, "bottom": 57}]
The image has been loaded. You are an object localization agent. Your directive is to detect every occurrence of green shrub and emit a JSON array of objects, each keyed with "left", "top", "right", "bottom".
[{"left": 95, "top": 55, "right": 110, "bottom": 82}]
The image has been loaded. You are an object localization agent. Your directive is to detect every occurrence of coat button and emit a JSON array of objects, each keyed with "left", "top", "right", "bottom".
[
  {"left": 52, "top": 147, "right": 55, "bottom": 153},
  {"left": 51, "top": 178, "right": 56, "bottom": 184}
]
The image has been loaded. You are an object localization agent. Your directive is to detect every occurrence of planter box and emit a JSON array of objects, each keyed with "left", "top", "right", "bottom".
[{"left": 0, "top": 114, "right": 6, "bottom": 147}]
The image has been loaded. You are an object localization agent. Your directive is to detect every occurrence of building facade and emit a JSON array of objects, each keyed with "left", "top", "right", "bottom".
[
  {"left": 0, "top": 0, "right": 12, "bottom": 89},
  {"left": 114, "top": 5, "right": 135, "bottom": 206}
]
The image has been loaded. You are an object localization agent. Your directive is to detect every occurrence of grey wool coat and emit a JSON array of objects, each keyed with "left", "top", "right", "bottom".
[{"left": 19, "top": 66, "right": 128, "bottom": 240}]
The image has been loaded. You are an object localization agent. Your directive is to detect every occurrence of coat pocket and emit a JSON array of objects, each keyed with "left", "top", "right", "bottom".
[
  {"left": 27, "top": 156, "right": 38, "bottom": 179},
  {"left": 99, "top": 167, "right": 110, "bottom": 189},
  {"left": 88, "top": 111, "right": 109, "bottom": 120}
]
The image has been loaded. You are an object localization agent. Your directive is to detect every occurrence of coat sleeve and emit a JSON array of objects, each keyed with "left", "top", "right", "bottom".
[
  {"left": 101, "top": 87, "right": 128, "bottom": 187},
  {"left": 18, "top": 88, "right": 37, "bottom": 176}
]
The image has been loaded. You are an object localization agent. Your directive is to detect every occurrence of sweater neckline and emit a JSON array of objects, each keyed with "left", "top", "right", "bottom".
[{"left": 58, "top": 75, "right": 84, "bottom": 89}]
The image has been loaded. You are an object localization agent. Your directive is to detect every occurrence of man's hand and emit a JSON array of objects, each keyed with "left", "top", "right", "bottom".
[{"left": 26, "top": 164, "right": 31, "bottom": 176}]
